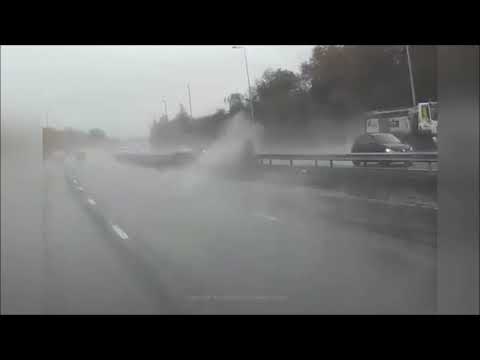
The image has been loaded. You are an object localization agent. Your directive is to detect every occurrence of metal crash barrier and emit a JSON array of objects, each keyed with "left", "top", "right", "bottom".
[{"left": 256, "top": 152, "right": 438, "bottom": 171}]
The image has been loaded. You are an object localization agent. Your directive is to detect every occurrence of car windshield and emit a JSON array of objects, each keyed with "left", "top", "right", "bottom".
[
  {"left": 3, "top": 45, "right": 441, "bottom": 315},
  {"left": 371, "top": 133, "right": 401, "bottom": 144}
]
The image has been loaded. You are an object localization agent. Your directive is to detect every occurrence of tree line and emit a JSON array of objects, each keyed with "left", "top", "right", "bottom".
[{"left": 150, "top": 45, "right": 437, "bottom": 147}]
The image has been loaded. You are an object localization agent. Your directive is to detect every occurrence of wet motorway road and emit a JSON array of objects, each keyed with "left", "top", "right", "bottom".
[{"left": 2, "top": 149, "right": 437, "bottom": 314}]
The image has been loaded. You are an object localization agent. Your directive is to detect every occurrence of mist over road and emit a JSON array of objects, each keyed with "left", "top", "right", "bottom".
[{"left": 43, "top": 147, "right": 435, "bottom": 314}]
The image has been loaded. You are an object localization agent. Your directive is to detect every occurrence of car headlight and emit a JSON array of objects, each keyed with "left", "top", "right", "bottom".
[
  {"left": 409, "top": 146, "right": 413, "bottom": 151},
  {"left": 385, "top": 148, "right": 392, "bottom": 153}
]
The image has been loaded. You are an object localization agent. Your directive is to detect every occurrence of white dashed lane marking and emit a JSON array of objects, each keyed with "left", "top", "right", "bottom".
[
  {"left": 111, "top": 224, "right": 129, "bottom": 240},
  {"left": 66, "top": 170, "right": 130, "bottom": 241},
  {"left": 252, "top": 212, "right": 280, "bottom": 223}
]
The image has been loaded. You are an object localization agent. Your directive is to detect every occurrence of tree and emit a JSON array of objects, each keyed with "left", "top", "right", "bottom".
[
  {"left": 253, "top": 68, "right": 309, "bottom": 133},
  {"left": 226, "top": 93, "right": 246, "bottom": 114},
  {"left": 159, "top": 114, "right": 168, "bottom": 123},
  {"left": 173, "top": 104, "right": 191, "bottom": 132},
  {"left": 300, "top": 45, "right": 436, "bottom": 115},
  {"left": 255, "top": 68, "right": 303, "bottom": 101}
]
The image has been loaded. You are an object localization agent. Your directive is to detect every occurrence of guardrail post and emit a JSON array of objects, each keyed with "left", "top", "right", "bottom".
[
  {"left": 290, "top": 159, "right": 293, "bottom": 167},
  {"left": 329, "top": 160, "right": 333, "bottom": 168},
  {"left": 428, "top": 161, "right": 432, "bottom": 171},
  {"left": 269, "top": 159, "right": 272, "bottom": 166},
  {"left": 315, "top": 159, "right": 318, "bottom": 167}
]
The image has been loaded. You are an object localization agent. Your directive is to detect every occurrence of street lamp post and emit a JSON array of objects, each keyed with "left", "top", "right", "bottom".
[
  {"left": 406, "top": 45, "right": 417, "bottom": 107},
  {"left": 232, "top": 46, "right": 255, "bottom": 122},
  {"left": 162, "top": 99, "right": 168, "bottom": 121},
  {"left": 187, "top": 83, "right": 193, "bottom": 118}
]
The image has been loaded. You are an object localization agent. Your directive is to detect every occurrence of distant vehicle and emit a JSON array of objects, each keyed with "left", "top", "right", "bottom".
[
  {"left": 172, "top": 149, "right": 196, "bottom": 164},
  {"left": 351, "top": 133, "right": 413, "bottom": 167},
  {"left": 364, "top": 102, "right": 438, "bottom": 151}
]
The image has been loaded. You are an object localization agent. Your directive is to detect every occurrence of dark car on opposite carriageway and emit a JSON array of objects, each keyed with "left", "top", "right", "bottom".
[{"left": 350, "top": 133, "right": 413, "bottom": 167}]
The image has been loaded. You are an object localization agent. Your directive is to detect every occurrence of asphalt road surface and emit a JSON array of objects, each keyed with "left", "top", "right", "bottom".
[{"left": 2, "top": 148, "right": 437, "bottom": 314}]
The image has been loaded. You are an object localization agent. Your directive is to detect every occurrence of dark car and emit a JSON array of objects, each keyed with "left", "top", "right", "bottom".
[{"left": 351, "top": 133, "right": 413, "bottom": 167}]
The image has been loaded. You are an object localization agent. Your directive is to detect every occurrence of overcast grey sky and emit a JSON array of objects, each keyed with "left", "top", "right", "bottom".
[{"left": 1, "top": 45, "right": 314, "bottom": 138}]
